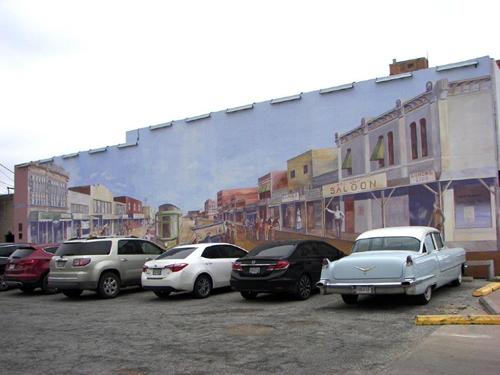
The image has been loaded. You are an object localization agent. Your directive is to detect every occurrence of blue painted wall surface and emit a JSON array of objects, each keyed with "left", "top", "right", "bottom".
[{"left": 51, "top": 57, "right": 492, "bottom": 212}]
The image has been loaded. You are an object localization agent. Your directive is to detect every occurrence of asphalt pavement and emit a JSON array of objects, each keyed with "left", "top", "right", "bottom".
[{"left": 380, "top": 287, "right": 500, "bottom": 375}]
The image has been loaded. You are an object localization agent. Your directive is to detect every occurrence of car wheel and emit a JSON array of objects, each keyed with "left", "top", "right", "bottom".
[
  {"left": 153, "top": 290, "right": 171, "bottom": 299},
  {"left": 450, "top": 271, "right": 462, "bottom": 287},
  {"left": 341, "top": 294, "right": 359, "bottom": 305},
  {"left": 192, "top": 274, "right": 212, "bottom": 299},
  {"left": 415, "top": 286, "right": 432, "bottom": 305},
  {"left": 0, "top": 275, "right": 8, "bottom": 291},
  {"left": 41, "top": 273, "right": 58, "bottom": 294},
  {"left": 240, "top": 291, "right": 258, "bottom": 300},
  {"left": 62, "top": 289, "right": 83, "bottom": 298},
  {"left": 20, "top": 286, "right": 35, "bottom": 294},
  {"left": 98, "top": 272, "right": 121, "bottom": 299},
  {"left": 295, "top": 274, "right": 312, "bottom": 300}
]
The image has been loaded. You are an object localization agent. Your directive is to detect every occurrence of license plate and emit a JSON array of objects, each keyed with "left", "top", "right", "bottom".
[
  {"left": 355, "top": 286, "right": 374, "bottom": 294},
  {"left": 8, "top": 264, "right": 15, "bottom": 270},
  {"left": 56, "top": 261, "right": 66, "bottom": 268},
  {"left": 152, "top": 269, "right": 162, "bottom": 275},
  {"left": 249, "top": 267, "right": 260, "bottom": 275}
]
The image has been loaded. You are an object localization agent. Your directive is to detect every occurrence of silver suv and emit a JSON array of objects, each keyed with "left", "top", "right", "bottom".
[{"left": 48, "top": 237, "right": 164, "bottom": 298}]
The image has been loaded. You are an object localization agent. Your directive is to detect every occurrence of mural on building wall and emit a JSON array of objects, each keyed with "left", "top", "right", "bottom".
[{"left": 12, "top": 63, "right": 500, "bottom": 253}]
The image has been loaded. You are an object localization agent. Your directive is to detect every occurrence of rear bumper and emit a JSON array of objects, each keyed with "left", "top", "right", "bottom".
[
  {"left": 317, "top": 279, "right": 418, "bottom": 295},
  {"left": 230, "top": 277, "right": 297, "bottom": 293},
  {"left": 4, "top": 274, "right": 42, "bottom": 288},
  {"left": 48, "top": 276, "right": 97, "bottom": 290}
]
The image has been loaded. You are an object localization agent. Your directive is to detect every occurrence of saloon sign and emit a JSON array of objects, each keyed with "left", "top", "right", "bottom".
[{"left": 323, "top": 173, "right": 387, "bottom": 197}]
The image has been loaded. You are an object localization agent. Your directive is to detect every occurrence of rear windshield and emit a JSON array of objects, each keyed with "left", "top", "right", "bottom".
[
  {"left": 352, "top": 237, "right": 421, "bottom": 253},
  {"left": 55, "top": 241, "right": 112, "bottom": 256},
  {"left": 248, "top": 244, "right": 296, "bottom": 258},
  {"left": 10, "top": 248, "right": 36, "bottom": 259},
  {"left": 43, "top": 247, "right": 59, "bottom": 254},
  {"left": 0, "top": 246, "right": 23, "bottom": 257},
  {"left": 156, "top": 247, "right": 196, "bottom": 260}
]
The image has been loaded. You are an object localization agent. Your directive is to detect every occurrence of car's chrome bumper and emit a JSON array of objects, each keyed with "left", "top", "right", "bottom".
[{"left": 317, "top": 278, "right": 420, "bottom": 295}]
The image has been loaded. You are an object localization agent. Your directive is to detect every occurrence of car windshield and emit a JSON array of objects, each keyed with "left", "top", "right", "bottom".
[
  {"left": 55, "top": 241, "right": 112, "bottom": 256},
  {"left": 352, "top": 237, "right": 421, "bottom": 252},
  {"left": 10, "top": 248, "right": 36, "bottom": 259},
  {"left": 156, "top": 247, "right": 196, "bottom": 260},
  {"left": 248, "top": 244, "right": 296, "bottom": 258}
]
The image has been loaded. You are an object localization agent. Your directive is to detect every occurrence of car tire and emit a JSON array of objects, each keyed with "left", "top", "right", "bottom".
[
  {"left": 341, "top": 294, "right": 359, "bottom": 305},
  {"left": 192, "top": 274, "right": 212, "bottom": 299},
  {"left": 294, "top": 274, "right": 312, "bottom": 300},
  {"left": 450, "top": 270, "right": 462, "bottom": 287},
  {"left": 20, "top": 286, "right": 35, "bottom": 294},
  {"left": 0, "top": 275, "right": 8, "bottom": 291},
  {"left": 41, "top": 273, "right": 58, "bottom": 294},
  {"left": 153, "top": 290, "right": 171, "bottom": 299},
  {"left": 62, "top": 289, "right": 83, "bottom": 298},
  {"left": 415, "top": 286, "right": 432, "bottom": 305},
  {"left": 98, "top": 272, "right": 121, "bottom": 299},
  {"left": 240, "top": 291, "right": 258, "bottom": 300}
]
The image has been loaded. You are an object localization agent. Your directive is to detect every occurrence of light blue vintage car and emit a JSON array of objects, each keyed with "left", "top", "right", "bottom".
[{"left": 317, "top": 226, "right": 466, "bottom": 305}]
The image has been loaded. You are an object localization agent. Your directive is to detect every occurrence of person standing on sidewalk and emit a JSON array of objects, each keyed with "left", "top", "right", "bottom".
[{"left": 325, "top": 204, "right": 344, "bottom": 239}]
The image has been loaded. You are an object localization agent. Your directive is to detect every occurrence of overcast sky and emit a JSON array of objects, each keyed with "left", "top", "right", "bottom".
[{"left": 1, "top": 0, "right": 499, "bottom": 193}]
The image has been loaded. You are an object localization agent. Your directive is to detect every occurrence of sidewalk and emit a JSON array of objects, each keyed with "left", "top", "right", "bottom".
[{"left": 380, "top": 289, "right": 500, "bottom": 375}]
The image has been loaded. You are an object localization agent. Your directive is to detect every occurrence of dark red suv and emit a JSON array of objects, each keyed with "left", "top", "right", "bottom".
[{"left": 5, "top": 244, "right": 59, "bottom": 293}]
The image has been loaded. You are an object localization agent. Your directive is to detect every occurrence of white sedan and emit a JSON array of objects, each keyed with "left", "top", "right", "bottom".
[
  {"left": 317, "top": 226, "right": 466, "bottom": 305},
  {"left": 141, "top": 243, "right": 248, "bottom": 298}
]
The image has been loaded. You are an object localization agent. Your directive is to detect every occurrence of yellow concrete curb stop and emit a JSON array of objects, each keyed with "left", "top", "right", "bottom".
[
  {"left": 472, "top": 282, "right": 500, "bottom": 297},
  {"left": 415, "top": 315, "right": 500, "bottom": 325}
]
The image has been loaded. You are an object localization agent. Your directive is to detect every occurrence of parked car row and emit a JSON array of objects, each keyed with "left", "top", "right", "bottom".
[{"left": 2, "top": 226, "right": 467, "bottom": 306}]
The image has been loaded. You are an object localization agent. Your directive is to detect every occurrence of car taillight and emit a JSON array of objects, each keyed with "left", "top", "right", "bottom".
[
  {"left": 232, "top": 262, "right": 243, "bottom": 271},
  {"left": 406, "top": 256, "right": 414, "bottom": 266},
  {"left": 18, "top": 259, "right": 37, "bottom": 266},
  {"left": 267, "top": 260, "right": 290, "bottom": 271},
  {"left": 72, "top": 258, "right": 91, "bottom": 267},
  {"left": 165, "top": 263, "right": 188, "bottom": 272},
  {"left": 142, "top": 265, "right": 149, "bottom": 273}
]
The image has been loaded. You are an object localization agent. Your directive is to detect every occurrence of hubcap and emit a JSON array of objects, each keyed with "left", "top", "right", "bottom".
[
  {"left": 103, "top": 277, "right": 118, "bottom": 295},
  {"left": 299, "top": 276, "right": 311, "bottom": 297},
  {"left": 197, "top": 277, "right": 210, "bottom": 296},
  {"left": 424, "top": 287, "right": 432, "bottom": 301}
]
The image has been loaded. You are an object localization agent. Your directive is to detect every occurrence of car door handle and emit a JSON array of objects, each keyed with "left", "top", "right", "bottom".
[{"left": 120, "top": 258, "right": 128, "bottom": 262}]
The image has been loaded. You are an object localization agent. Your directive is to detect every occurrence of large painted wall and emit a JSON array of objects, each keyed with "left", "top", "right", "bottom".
[{"left": 45, "top": 57, "right": 493, "bottom": 211}]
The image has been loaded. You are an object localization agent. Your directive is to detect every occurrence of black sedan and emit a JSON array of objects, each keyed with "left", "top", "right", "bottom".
[{"left": 230, "top": 240, "right": 344, "bottom": 300}]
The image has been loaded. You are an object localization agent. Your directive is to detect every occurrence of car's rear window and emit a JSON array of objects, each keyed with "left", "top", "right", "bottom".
[
  {"left": 0, "top": 246, "right": 22, "bottom": 257},
  {"left": 352, "top": 237, "right": 420, "bottom": 252},
  {"left": 156, "top": 247, "right": 196, "bottom": 260},
  {"left": 10, "top": 248, "right": 36, "bottom": 259},
  {"left": 43, "top": 247, "right": 59, "bottom": 254},
  {"left": 248, "top": 244, "right": 296, "bottom": 258},
  {"left": 55, "top": 241, "right": 112, "bottom": 256}
]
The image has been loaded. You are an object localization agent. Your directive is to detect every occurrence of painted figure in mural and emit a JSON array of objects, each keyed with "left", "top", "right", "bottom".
[
  {"left": 325, "top": 204, "right": 345, "bottom": 239},
  {"left": 296, "top": 208, "right": 302, "bottom": 231},
  {"left": 255, "top": 217, "right": 261, "bottom": 241},
  {"left": 265, "top": 217, "right": 272, "bottom": 240},
  {"left": 431, "top": 200, "right": 445, "bottom": 234},
  {"left": 4, "top": 231, "right": 14, "bottom": 243}
]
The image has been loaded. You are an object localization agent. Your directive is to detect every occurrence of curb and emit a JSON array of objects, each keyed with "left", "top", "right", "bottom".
[
  {"left": 472, "top": 282, "right": 500, "bottom": 297},
  {"left": 415, "top": 315, "right": 500, "bottom": 325},
  {"left": 479, "top": 296, "right": 498, "bottom": 315}
]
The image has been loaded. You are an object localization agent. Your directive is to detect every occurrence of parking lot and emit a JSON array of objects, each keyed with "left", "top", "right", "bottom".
[{"left": 0, "top": 281, "right": 485, "bottom": 375}]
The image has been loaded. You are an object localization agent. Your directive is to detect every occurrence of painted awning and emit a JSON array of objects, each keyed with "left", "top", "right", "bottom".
[
  {"left": 341, "top": 151, "right": 352, "bottom": 170},
  {"left": 370, "top": 137, "right": 385, "bottom": 161}
]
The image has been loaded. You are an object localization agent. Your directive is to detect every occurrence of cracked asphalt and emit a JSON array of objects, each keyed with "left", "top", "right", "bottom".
[{"left": 0, "top": 281, "right": 485, "bottom": 375}]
